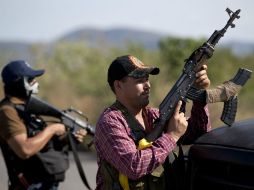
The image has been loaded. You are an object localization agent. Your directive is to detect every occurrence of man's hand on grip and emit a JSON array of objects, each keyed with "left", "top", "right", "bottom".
[{"left": 166, "top": 101, "right": 188, "bottom": 142}]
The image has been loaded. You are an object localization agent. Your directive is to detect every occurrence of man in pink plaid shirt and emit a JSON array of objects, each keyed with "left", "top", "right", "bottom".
[{"left": 94, "top": 55, "right": 211, "bottom": 190}]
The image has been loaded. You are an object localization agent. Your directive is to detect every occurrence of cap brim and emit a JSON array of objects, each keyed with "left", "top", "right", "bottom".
[
  {"left": 149, "top": 67, "right": 160, "bottom": 75},
  {"left": 25, "top": 69, "right": 45, "bottom": 78},
  {"left": 128, "top": 67, "right": 160, "bottom": 78}
]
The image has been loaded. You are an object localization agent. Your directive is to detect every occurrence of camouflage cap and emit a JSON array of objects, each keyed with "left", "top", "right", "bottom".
[{"left": 107, "top": 55, "right": 160, "bottom": 87}]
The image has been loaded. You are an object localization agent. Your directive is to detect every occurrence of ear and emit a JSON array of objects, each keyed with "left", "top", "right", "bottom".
[{"left": 114, "top": 80, "right": 122, "bottom": 92}]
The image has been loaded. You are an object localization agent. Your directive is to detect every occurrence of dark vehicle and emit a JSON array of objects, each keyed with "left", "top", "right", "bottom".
[{"left": 186, "top": 118, "right": 254, "bottom": 190}]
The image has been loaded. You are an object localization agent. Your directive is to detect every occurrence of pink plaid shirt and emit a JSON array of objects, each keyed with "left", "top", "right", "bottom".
[{"left": 94, "top": 102, "right": 211, "bottom": 190}]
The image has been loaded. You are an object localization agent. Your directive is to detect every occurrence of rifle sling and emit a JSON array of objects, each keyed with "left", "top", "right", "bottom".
[{"left": 67, "top": 132, "right": 92, "bottom": 190}]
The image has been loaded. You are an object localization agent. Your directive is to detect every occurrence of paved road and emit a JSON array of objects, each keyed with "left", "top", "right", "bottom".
[{"left": 0, "top": 150, "right": 98, "bottom": 190}]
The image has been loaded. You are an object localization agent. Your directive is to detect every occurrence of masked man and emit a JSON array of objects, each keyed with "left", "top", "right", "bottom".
[{"left": 0, "top": 60, "right": 86, "bottom": 190}]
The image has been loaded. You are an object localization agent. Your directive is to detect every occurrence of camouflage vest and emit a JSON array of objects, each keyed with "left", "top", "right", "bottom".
[{"left": 100, "top": 101, "right": 165, "bottom": 190}]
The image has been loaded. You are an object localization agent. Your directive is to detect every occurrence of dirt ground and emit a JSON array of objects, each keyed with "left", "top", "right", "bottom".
[{"left": 0, "top": 150, "right": 98, "bottom": 190}]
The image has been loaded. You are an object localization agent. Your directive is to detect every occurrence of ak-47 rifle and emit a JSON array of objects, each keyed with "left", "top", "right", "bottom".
[{"left": 146, "top": 8, "right": 244, "bottom": 142}]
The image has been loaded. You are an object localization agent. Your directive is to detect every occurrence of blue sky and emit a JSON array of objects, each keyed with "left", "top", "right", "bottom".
[{"left": 0, "top": 0, "right": 253, "bottom": 43}]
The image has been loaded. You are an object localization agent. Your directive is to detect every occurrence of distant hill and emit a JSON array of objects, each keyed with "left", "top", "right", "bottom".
[
  {"left": 57, "top": 28, "right": 166, "bottom": 49},
  {"left": 0, "top": 28, "right": 253, "bottom": 60},
  {"left": 0, "top": 42, "right": 32, "bottom": 61},
  {"left": 222, "top": 41, "right": 254, "bottom": 56}
]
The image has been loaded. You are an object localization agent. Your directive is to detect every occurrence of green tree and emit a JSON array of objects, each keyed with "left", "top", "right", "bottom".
[{"left": 159, "top": 37, "right": 204, "bottom": 80}]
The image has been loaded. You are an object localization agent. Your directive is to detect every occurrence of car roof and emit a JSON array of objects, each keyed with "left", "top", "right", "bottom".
[{"left": 194, "top": 118, "right": 254, "bottom": 151}]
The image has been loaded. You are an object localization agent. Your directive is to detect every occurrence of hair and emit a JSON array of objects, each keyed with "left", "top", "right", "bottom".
[
  {"left": 109, "top": 84, "right": 115, "bottom": 93},
  {"left": 3, "top": 78, "right": 28, "bottom": 99},
  {"left": 109, "top": 76, "right": 128, "bottom": 94}
]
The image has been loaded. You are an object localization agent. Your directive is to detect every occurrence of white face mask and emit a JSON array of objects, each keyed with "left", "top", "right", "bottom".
[{"left": 23, "top": 77, "right": 39, "bottom": 94}]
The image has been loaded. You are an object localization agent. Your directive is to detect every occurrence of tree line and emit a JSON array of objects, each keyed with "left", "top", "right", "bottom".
[{"left": 0, "top": 37, "right": 253, "bottom": 128}]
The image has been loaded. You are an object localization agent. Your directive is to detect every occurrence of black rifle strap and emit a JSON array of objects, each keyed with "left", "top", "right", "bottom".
[
  {"left": 67, "top": 131, "right": 92, "bottom": 190},
  {"left": 164, "top": 144, "right": 186, "bottom": 190}
]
